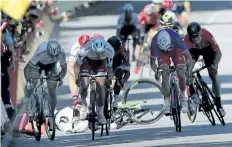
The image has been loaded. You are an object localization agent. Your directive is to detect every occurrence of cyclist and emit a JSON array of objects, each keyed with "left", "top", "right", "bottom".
[
  {"left": 134, "top": 4, "right": 159, "bottom": 73},
  {"left": 24, "top": 38, "right": 67, "bottom": 119},
  {"left": 161, "top": 0, "right": 191, "bottom": 30},
  {"left": 70, "top": 36, "right": 115, "bottom": 125},
  {"left": 107, "top": 36, "right": 130, "bottom": 108},
  {"left": 116, "top": 3, "right": 141, "bottom": 62},
  {"left": 160, "top": 13, "right": 186, "bottom": 39},
  {"left": 184, "top": 22, "right": 226, "bottom": 117},
  {"left": 150, "top": 28, "right": 193, "bottom": 115},
  {"left": 68, "top": 34, "right": 90, "bottom": 104}
]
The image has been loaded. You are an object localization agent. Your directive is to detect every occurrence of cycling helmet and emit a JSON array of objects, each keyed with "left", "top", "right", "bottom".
[
  {"left": 47, "top": 38, "right": 61, "bottom": 56},
  {"left": 107, "top": 36, "right": 122, "bottom": 52},
  {"left": 93, "top": 33, "right": 104, "bottom": 38},
  {"left": 160, "top": 13, "right": 173, "bottom": 28},
  {"left": 123, "top": 3, "right": 134, "bottom": 12},
  {"left": 187, "top": 22, "right": 201, "bottom": 38},
  {"left": 92, "top": 38, "right": 106, "bottom": 55},
  {"left": 162, "top": 0, "right": 173, "bottom": 9},
  {"left": 144, "top": 4, "right": 153, "bottom": 16},
  {"left": 157, "top": 30, "right": 171, "bottom": 52},
  {"left": 153, "top": 0, "right": 162, "bottom": 5},
  {"left": 78, "top": 34, "right": 90, "bottom": 46}
]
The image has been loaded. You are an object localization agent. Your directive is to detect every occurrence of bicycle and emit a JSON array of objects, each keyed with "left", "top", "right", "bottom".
[
  {"left": 190, "top": 65, "right": 225, "bottom": 126},
  {"left": 80, "top": 72, "right": 107, "bottom": 140},
  {"left": 122, "top": 78, "right": 165, "bottom": 125},
  {"left": 28, "top": 75, "right": 57, "bottom": 141},
  {"left": 139, "top": 34, "right": 152, "bottom": 78}
]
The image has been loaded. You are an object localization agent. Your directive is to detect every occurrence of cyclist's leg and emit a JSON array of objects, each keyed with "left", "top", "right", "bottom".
[
  {"left": 202, "top": 48, "right": 225, "bottom": 115},
  {"left": 180, "top": 11, "right": 189, "bottom": 31},
  {"left": 113, "top": 68, "right": 125, "bottom": 108},
  {"left": 157, "top": 51, "right": 171, "bottom": 114},
  {"left": 173, "top": 48, "right": 188, "bottom": 112},
  {"left": 79, "top": 58, "right": 90, "bottom": 119},
  {"left": 133, "top": 27, "right": 143, "bottom": 73},
  {"left": 24, "top": 63, "right": 40, "bottom": 118},
  {"left": 118, "top": 26, "right": 127, "bottom": 47},
  {"left": 45, "top": 64, "right": 59, "bottom": 112},
  {"left": 95, "top": 59, "right": 107, "bottom": 124}
]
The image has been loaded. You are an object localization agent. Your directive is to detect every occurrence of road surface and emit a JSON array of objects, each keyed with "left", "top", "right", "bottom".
[{"left": 11, "top": 1, "right": 232, "bottom": 147}]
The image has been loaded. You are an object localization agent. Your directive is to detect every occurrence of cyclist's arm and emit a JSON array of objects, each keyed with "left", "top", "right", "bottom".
[
  {"left": 204, "top": 29, "right": 222, "bottom": 66},
  {"left": 176, "top": 33, "right": 192, "bottom": 72},
  {"left": 68, "top": 44, "right": 81, "bottom": 96},
  {"left": 184, "top": 0, "right": 191, "bottom": 14},
  {"left": 106, "top": 44, "right": 115, "bottom": 79},
  {"left": 150, "top": 36, "right": 158, "bottom": 72},
  {"left": 120, "top": 48, "right": 131, "bottom": 82},
  {"left": 58, "top": 51, "right": 67, "bottom": 80}
]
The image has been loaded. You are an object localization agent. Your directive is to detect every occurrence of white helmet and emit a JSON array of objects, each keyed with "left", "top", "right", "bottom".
[
  {"left": 123, "top": 3, "right": 134, "bottom": 12},
  {"left": 47, "top": 38, "right": 61, "bottom": 56},
  {"left": 153, "top": 0, "right": 162, "bottom": 4},
  {"left": 144, "top": 4, "right": 153, "bottom": 16},
  {"left": 91, "top": 38, "right": 106, "bottom": 55},
  {"left": 157, "top": 30, "right": 171, "bottom": 52}
]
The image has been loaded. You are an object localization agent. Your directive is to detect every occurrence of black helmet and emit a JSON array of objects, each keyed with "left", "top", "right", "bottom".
[
  {"left": 187, "top": 22, "right": 201, "bottom": 38},
  {"left": 107, "top": 36, "right": 122, "bottom": 52}
]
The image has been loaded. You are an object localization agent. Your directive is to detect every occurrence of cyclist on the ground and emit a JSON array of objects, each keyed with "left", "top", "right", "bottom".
[
  {"left": 116, "top": 3, "right": 141, "bottom": 62},
  {"left": 150, "top": 28, "right": 193, "bottom": 115},
  {"left": 184, "top": 22, "right": 226, "bottom": 117},
  {"left": 107, "top": 36, "right": 130, "bottom": 108},
  {"left": 24, "top": 38, "right": 67, "bottom": 119},
  {"left": 69, "top": 35, "right": 115, "bottom": 125}
]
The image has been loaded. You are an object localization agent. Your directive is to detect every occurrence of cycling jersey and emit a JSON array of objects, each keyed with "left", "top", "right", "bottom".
[
  {"left": 73, "top": 38, "right": 115, "bottom": 67},
  {"left": 171, "top": 0, "right": 190, "bottom": 15},
  {"left": 30, "top": 42, "right": 66, "bottom": 67},
  {"left": 68, "top": 42, "right": 81, "bottom": 63},
  {"left": 139, "top": 9, "right": 158, "bottom": 27},
  {"left": 184, "top": 28, "right": 219, "bottom": 51},
  {"left": 151, "top": 28, "right": 187, "bottom": 57},
  {"left": 112, "top": 46, "right": 130, "bottom": 71},
  {"left": 151, "top": 28, "right": 187, "bottom": 66},
  {"left": 117, "top": 13, "right": 140, "bottom": 30}
]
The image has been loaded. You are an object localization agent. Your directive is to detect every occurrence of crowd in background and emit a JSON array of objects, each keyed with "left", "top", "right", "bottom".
[{"left": 1, "top": 0, "right": 57, "bottom": 139}]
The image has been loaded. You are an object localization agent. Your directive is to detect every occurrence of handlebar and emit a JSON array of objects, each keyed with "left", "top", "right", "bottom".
[
  {"left": 80, "top": 74, "right": 107, "bottom": 78},
  {"left": 30, "top": 75, "right": 59, "bottom": 80}
]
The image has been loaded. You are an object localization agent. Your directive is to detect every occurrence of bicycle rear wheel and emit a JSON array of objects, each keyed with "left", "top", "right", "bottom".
[
  {"left": 122, "top": 78, "right": 165, "bottom": 124},
  {"left": 44, "top": 97, "right": 56, "bottom": 140},
  {"left": 187, "top": 88, "right": 199, "bottom": 123},
  {"left": 205, "top": 86, "right": 225, "bottom": 126}
]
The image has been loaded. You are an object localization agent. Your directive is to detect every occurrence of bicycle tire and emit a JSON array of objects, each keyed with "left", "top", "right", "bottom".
[
  {"left": 31, "top": 94, "right": 42, "bottom": 141},
  {"left": 44, "top": 98, "right": 56, "bottom": 140},
  {"left": 172, "top": 84, "right": 181, "bottom": 132},
  {"left": 106, "top": 91, "right": 113, "bottom": 135},
  {"left": 201, "top": 88, "right": 216, "bottom": 126},
  {"left": 205, "top": 86, "right": 225, "bottom": 126},
  {"left": 102, "top": 90, "right": 110, "bottom": 136},
  {"left": 186, "top": 87, "right": 199, "bottom": 123},
  {"left": 90, "top": 90, "right": 96, "bottom": 140},
  {"left": 122, "top": 78, "right": 165, "bottom": 124}
]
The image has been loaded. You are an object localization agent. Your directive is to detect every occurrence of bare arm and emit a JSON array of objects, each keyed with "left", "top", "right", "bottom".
[
  {"left": 214, "top": 49, "right": 222, "bottom": 67},
  {"left": 183, "top": 50, "right": 193, "bottom": 73},
  {"left": 150, "top": 57, "right": 157, "bottom": 72},
  {"left": 67, "top": 62, "right": 79, "bottom": 96}
]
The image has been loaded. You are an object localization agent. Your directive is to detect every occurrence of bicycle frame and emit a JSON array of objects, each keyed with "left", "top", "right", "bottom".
[{"left": 169, "top": 66, "right": 179, "bottom": 106}]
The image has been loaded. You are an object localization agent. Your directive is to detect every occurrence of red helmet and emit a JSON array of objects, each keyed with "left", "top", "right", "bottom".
[
  {"left": 78, "top": 34, "right": 90, "bottom": 46},
  {"left": 162, "top": 0, "right": 173, "bottom": 9},
  {"left": 93, "top": 33, "right": 104, "bottom": 38}
]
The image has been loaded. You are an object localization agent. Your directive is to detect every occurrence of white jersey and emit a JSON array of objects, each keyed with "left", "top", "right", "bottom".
[
  {"left": 30, "top": 42, "right": 66, "bottom": 66},
  {"left": 68, "top": 42, "right": 81, "bottom": 63},
  {"left": 69, "top": 38, "right": 115, "bottom": 67},
  {"left": 117, "top": 12, "right": 140, "bottom": 30}
]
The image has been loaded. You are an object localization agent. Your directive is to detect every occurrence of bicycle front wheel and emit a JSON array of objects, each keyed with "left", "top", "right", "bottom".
[
  {"left": 122, "top": 78, "right": 165, "bottom": 124},
  {"left": 172, "top": 84, "right": 181, "bottom": 132},
  {"left": 44, "top": 97, "right": 56, "bottom": 141}
]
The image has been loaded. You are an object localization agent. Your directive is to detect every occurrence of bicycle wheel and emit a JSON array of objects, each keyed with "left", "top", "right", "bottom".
[
  {"left": 44, "top": 97, "right": 56, "bottom": 140},
  {"left": 90, "top": 90, "right": 96, "bottom": 140},
  {"left": 172, "top": 84, "right": 181, "bottom": 132},
  {"left": 187, "top": 88, "right": 200, "bottom": 123},
  {"left": 201, "top": 88, "right": 216, "bottom": 126},
  {"left": 122, "top": 78, "right": 165, "bottom": 124},
  {"left": 102, "top": 90, "right": 111, "bottom": 136},
  {"left": 31, "top": 95, "right": 42, "bottom": 141},
  {"left": 205, "top": 86, "right": 225, "bottom": 126}
]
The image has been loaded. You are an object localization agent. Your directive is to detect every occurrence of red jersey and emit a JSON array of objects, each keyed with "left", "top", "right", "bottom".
[
  {"left": 184, "top": 28, "right": 220, "bottom": 51},
  {"left": 139, "top": 10, "right": 158, "bottom": 27}
]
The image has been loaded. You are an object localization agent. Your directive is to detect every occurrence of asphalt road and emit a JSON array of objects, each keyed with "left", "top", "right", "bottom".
[{"left": 11, "top": 1, "right": 232, "bottom": 147}]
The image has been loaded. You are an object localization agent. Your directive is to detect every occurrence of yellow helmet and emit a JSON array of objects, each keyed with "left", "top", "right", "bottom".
[{"left": 160, "top": 14, "right": 173, "bottom": 28}]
